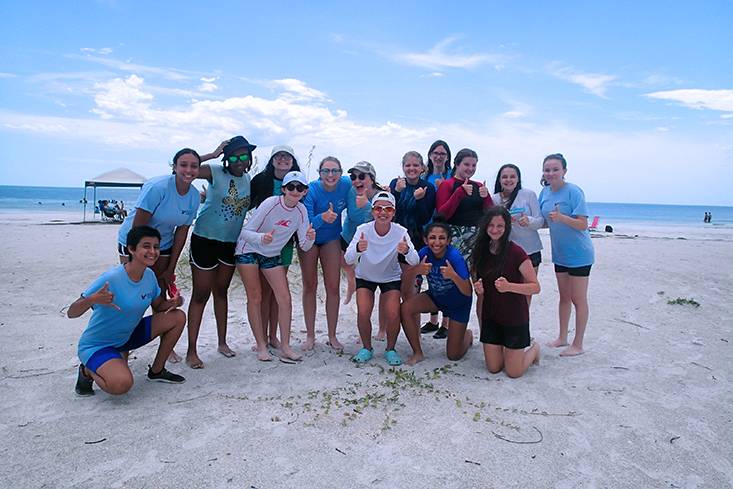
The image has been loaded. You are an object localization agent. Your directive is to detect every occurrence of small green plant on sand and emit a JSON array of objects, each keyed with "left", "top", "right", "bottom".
[{"left": 667, "top": 297, "right": 700, "bottom": 307}]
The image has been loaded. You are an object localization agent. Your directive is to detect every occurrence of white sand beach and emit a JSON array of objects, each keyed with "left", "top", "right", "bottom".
[{"left": 1, "top": 212, "right": 732, "bottom": 488}]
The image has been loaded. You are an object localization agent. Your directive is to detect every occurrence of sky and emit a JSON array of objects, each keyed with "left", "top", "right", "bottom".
[{"left": 1, "top": 1, "right": 732, "bottom": 205}]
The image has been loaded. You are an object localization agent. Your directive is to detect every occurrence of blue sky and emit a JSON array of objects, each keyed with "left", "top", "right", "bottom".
[{"left": 1, "top": 0, "right": 732, "bottom": 205}]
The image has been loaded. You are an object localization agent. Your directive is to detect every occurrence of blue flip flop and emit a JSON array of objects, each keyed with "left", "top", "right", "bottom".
[
  {"left": 353, "top": 348, "right": 373, "bottom": 364},
  {"left": 385, "top": 350, "right": 402, "bottom": 366}
]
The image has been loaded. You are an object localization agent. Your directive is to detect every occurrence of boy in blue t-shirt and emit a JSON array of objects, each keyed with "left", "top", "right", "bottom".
[{"left": 69, "top": 226, "right": 187, "bottom": 396}]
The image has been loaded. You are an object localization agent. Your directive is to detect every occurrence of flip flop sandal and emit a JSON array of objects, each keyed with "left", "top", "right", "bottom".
[
  {"left": 352, "top": 348, "right": 373, "bottom": 364},
  {"left": 385, "top": 350, "right": 402, "bottom": 366}
]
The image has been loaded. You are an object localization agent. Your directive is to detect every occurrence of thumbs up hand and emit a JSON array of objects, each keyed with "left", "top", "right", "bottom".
[
  {"left": 416, "top": 255, "right": 432, "bottom": 275},
  {"left": 355, "top": 191, "right": 369, "bottom": 209},
  {"left": 263, "top": 227, "right": 276, "bottom": 244},
  {"left": 306, "top": 223, "right": 316, "bottom": 241},
  {"left": 517, "top": 210, "right": 530, "bottom": 227},
  {"left": 440, "top": 259, "right": 459, "bottom": 280},
  {"left": 322, "top": 202, "right": 337, "bottom": 223},
  {"left": 461, "top": 178, "right": 473, "bottom": 196},
  {"left": 357, "top": 232, "right": 368, "bottom": 252},
  {"left": 413, "top": 185, "right": 427, "bottom": 200},
  {"left": 397, "top": 235, "right": 409, "bottom": 255},
  {"left": 478, "top": 181, "right": 489, "bottom": 198},
  {"left": 395, "top": 176, "right": 406, "bottom": 193},
  {"left": 548, "top": 204, "right": 563, "bottom": 223}
]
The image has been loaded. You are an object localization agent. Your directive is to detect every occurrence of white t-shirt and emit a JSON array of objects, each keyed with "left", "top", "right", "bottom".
[{"left": 344, "top": 221, "right": 419, "bottom": 283}]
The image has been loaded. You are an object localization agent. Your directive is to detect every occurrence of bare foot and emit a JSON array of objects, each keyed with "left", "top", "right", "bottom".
[
  {"left": 256, "top": 348, "right": 273, "bottom": 361},
  {"left": 281, "top": 347, "right": 303, "bottom": 361},
  {"left": 186, "top": 354, "right": 204, "bottom": 369},
  {"left": 560, "top": 345, "right": 584, "bottom": 357},
  {"left": 301, "top": 338, "right": 315, "bottom": 351},
  {"left": 168, "top": 350, "right": 183, "bottom": 363},
  {"left": 529, "top": 342, "right": 540, "bottom": 366},
  {"left": 218, "top": 345, "right": 236, "bottom": 358},
  {"left": 327, "top": 337, "right": 344, "bottom": 351},
  {"left": 268, "top": 337, "right": 282, "bottom": 350},
  {"left": 342, "top": 287, "right": 355, "bottom": 305},
  {"left": 404, "top": 352, "right": 425, "bottom": 366},
  {"left": 546, "top": 338, "right": 569, "bottom": 348},
  {"left": 373, "top": 330, "right": 387, "bottom": 342}
]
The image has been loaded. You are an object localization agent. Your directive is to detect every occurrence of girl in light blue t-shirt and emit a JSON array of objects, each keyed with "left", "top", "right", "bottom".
[{"left": 538, "top": 154, "right": 594, "bottom": 358}]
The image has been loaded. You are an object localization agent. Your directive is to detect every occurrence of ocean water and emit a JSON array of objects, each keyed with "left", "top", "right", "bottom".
[
  {"left": 1, "top": 185, "right": 731, "bottom": 227},
  {"left": 0, "top": 185, "right": 143, "bottom": 215}
]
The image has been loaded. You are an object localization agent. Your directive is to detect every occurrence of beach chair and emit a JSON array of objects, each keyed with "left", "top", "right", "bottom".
[
  {"left": 588, "top": 216, "right": 600, "bottom": 232},
  {"left": 99, "top": 201, "right": 123, "bottom": 222}
]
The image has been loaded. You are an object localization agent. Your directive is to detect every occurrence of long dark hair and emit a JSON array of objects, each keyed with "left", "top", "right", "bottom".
[
  {"left": 470, "top": 206, "right": 512, "bottom": 282},
  {"left": 424, "top": 140, "right": 452, "bottom": 178},
  {"left": 250, "top": 152, "right": 301, "bottom": 209},
  {"left": 493, "top": 164, "right": 523, "bottom": 210},
  {"left": 540, "top": 153, "right": 566, "bottom": 187}
]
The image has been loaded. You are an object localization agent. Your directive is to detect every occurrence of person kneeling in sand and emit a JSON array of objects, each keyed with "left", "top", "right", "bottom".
[
  {"left": 69, "top": 226, "right": 187, "bottom": 396},
  {"left": 234, "top": 171, "right": 315, "bottom": 362},
  {"left": 344, "top": 191, "right": 419, "bottom": 366},
  {"left": 400, "top": 214, "right": 473, "bottom": 366},
  {"left": 471, "top": 207, "right": 540, "bottom": 378}
]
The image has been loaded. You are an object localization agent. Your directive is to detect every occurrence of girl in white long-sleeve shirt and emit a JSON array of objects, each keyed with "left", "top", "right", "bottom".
[
  {"left": 344, "top": 191, "right": 419, "bottom": 365},
  {"left": 492, "top": 164, "right": 544, "bottom": 308},
  {"left": 234, "top": 171, "right": 315, "bottom": 362}
]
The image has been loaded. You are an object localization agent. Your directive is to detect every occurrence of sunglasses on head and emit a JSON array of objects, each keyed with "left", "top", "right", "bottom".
[
  {"left": 350, "top": 173, "right": 368, "bottom": 181},
  {"left": 285, "top": 183, "right": 307, "bottom": 192},
  {"left": 372, "top": 205, "right": 395, "bottom": 213},
  {"left": 319, "top": 168, "right": 342, "bottom": 175},
  {"left": 227, "top": 154, "right": 249, "bottom": 163}
]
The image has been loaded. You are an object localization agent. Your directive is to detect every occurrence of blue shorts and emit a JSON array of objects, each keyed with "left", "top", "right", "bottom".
[
  {"left": 424, "top": 290, "right": 472, "bottom": 324},
  {"left": 85, "top": 316, "right": 153, "bottom": 372},
  {"left": 235, "top": 252, "right": 282, "bottom": 269}
]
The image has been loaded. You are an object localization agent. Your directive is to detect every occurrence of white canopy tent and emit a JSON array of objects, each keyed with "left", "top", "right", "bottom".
[{"left": 83, "top": 168, "right": 147, "bottom": 222}]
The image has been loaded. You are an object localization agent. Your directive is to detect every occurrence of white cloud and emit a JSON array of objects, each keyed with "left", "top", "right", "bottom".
[
  {"left": 645, "top": 89, "right": 733, "bottom": 113},
  {"left": 269, "top": 79, "right": 329, "bottom": 102},
  {"left": 81, "top": 47, "right": 113, "bottom": 55},
  {"left": 393, "top": 36, "right": 504, "bottom": 70},
  {"left": 0, "top": 72, "right": 18, "bottom": 78},
  {"left": 198, "top": 82, "right": 218, "bottom": 92},
  {"left": 549, "top": 63, "right": 616, "bottom": 98}
]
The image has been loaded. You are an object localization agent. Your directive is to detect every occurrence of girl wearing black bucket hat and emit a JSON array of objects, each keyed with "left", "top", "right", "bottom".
[{"left": 185, "top": 136, "right": 256, "bottom": 369}]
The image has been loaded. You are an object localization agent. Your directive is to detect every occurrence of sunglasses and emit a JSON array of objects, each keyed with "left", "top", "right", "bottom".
[
  {"left": 319, "top": 168, "right": 343, "bottom": 176},
  {"left": 227, "top": 154, "right": 249, "bottom": 163},
  {"left": 273, "top": 153, "right": 293, "bottom": 161},
  {"left": 285, "top": 183, "right": 307, "bottom": 192},
  {"left": 350, "top": 173, "right": 369, "bottom": 181},
  {"left": 372, "top": 205, "right": 395, "bottom": 213}
]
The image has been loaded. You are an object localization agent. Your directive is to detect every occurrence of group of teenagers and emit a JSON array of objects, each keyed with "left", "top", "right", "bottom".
[{"left": 69, "top": 136, "right": 594, "bottom": 397}]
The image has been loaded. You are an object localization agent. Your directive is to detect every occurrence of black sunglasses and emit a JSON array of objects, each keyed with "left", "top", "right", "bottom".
[
  {"left": 350, "top": 173, "right": 368, "bottom": 181},
  {"left": 285, "top": 183, "right": 307, "bottom": 192}
]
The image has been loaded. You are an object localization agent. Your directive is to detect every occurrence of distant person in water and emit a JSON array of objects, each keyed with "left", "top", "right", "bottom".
[{"left": 69, "top": 226, "right": 186, "bottom": 396}]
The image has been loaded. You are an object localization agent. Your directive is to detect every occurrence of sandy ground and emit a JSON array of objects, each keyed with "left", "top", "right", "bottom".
[{"left": 1, "top": 212, "right": 732, "bottom": 488}]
